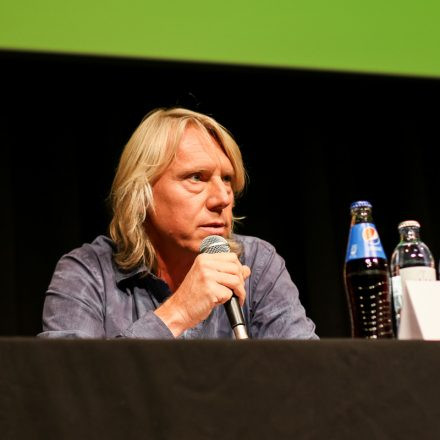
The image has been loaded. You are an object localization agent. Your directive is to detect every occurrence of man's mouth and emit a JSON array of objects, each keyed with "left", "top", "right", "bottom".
[
  {"left": 201, "top": 223, "right": 225, "bottom": 228},
  {"left": 199, "top": 223, "right": 227, "bottom": 234}
]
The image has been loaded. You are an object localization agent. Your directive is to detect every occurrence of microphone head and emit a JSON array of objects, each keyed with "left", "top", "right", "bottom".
[{"left": 199, "top": 235, "right": 230, "bottom": 254}]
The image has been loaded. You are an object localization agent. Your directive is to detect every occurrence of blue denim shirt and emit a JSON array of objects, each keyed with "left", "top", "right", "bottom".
[{"left": 39, "top": 234, "right": 318, "bottom": 339}]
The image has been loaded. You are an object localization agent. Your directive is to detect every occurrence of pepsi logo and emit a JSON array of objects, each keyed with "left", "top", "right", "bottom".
[{"left": 362, "top": 226, "right": 379, "bottom": 243}]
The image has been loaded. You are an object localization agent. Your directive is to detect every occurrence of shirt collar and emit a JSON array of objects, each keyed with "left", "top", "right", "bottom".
[
  {"left": 111, "top": 254, "right": 153, "bottom": 287},
  {"left": 99, "top": 235, "right": 162, "bottom": 288},
  {"left": 112, "top": 258, "right": 171, "bottom": 302},
  {"left": 114, "top": 264, "right": 149, "bottom": 285}
]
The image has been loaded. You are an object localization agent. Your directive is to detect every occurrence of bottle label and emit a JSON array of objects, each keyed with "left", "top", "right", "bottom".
[
  {"left": 345, "top": 223, "right": 386, "bottom": 261},
  {"left": 400, "top": 266, "right": 436, "bottom": 282}
]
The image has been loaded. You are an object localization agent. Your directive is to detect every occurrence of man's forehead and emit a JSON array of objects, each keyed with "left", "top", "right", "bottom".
[
  {"left": 178, "top": 126, "right": 218, "bottom": 149},
  {"left": 172, "top": 127, "right": 232, "bottom": 167}
]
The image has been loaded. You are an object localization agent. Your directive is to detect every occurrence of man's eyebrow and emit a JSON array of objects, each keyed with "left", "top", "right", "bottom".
[
  {"left": 178, "top": 162, "right": 234, "bottom": 173},
  {"left": 178, "top": 165, "right": 209, "bottom": 173}
]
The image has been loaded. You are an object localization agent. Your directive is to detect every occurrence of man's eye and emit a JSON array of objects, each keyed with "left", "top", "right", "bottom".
[
  {"left": 223, "top": 175, "right": 233, "bottom": 183},
  {"left": 189, "top": 173, "right": 202, "bottom": 182}
]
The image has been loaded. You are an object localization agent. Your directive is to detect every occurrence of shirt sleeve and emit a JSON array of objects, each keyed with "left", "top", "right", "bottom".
[
  {"left": 38, "top": 249, "right": 174, "bottom": 339},
  {"left": 245, "top": 239, "right": 318, "bottom": 339}
]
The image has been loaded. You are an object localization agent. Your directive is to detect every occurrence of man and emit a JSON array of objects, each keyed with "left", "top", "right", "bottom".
[{"left": 40, "top": 107, "right": 317, "bottom": 339}]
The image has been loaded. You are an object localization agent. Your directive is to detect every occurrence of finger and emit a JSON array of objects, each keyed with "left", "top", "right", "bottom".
[
  {"left": 214, "top": 272, "right": 246, "bottom": 306},
  {"left": 210, "top": 284, "right": 234, "bottom": 305},
  {"left": 199, "top": 252, "right": 242, "bottom": 265},
  {"left": 242, "top": 265, "right": 251, "bottom": 280},
  {"left": 199, "top": 255, "right": 246, "bottom": 278},
  {"left": 214, "top": 262, "right": 246, "bottom": 279}
]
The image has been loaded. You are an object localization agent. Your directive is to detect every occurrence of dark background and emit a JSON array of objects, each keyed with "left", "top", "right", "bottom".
[{"left": 2, "top": 50, "right": 440, "bottom": 337}]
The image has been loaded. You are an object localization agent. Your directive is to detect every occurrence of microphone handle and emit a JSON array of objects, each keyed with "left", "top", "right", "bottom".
[{"left": 224, "top": 294, "right": 249, "bottom": 340}]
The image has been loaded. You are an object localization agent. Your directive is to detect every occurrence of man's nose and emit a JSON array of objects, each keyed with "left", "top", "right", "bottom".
[{"left": 206, "top": 178, "right": 233, "bottom": 210}]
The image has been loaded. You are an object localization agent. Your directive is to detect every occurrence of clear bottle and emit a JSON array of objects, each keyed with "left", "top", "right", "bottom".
[
  {"left": 390, "top": 220, "right": 436, "bottom": 333},
  {"left": 343, "top": 201, "right": 394, "bottom": 338}
]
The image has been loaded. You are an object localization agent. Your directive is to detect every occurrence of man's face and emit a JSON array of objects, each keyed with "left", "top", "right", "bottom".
[{"left": 147, "top": 126, "right": 235, "bottom": 257}]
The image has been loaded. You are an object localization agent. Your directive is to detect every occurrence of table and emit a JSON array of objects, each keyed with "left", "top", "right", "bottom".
[{"left": 1, "top": 338, "right": 438, "bottom": 439}]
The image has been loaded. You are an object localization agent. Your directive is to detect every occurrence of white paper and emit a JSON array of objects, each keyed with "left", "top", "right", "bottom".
[{"left": 398, "top": 280, "right": 440, "bottom": 340}]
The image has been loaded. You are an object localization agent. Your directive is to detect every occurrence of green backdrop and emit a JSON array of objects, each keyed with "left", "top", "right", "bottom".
[{"left": 1, "top": 0, "right": 440, "bottom": 77}]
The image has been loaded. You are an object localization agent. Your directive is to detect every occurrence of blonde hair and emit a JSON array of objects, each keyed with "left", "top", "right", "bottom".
[{"left": 109, "top": 107, "right": 246, "bottom": 272}]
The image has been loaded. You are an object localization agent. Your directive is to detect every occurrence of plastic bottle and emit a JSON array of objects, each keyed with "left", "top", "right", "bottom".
[
  {"left": 343, "top": 201, "right": 394, "bottom": 338},
  {"left": 390, "top": 220, "right": 436, "bottom": 333}
]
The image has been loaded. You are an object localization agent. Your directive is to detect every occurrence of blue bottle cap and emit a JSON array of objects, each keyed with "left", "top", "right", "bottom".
[{"left": 350, "top": 200, "right": 372, "bottom": 210}]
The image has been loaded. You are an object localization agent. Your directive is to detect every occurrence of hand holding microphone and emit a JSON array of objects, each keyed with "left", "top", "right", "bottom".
[
  {"left": 155, "top": 235, "right": 250, "bottom": 339},
  {"left": 199, "top": 235, "right": 249, "bottom": 339}
]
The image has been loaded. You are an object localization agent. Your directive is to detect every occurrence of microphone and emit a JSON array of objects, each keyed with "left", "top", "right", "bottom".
[{"left": 199, "top": 235, "right": 249, "bottom": 340}]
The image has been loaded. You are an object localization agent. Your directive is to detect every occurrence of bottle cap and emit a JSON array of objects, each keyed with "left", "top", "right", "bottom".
[
  {"left": 350, "top": 200, "right": 372, "bottom": 210},
  {"left": 398, "top": 220, "right": 420, "bottom": 230}
]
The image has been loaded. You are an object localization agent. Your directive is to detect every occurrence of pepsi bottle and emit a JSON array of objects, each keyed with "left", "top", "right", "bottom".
[{"left": 343, "top": 201, "right": 394, "bottom": 338}]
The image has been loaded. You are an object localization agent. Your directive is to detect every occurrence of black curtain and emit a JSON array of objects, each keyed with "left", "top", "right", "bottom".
[{"left": 2, "top": 50, "right": 440, "bottom": 337}]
